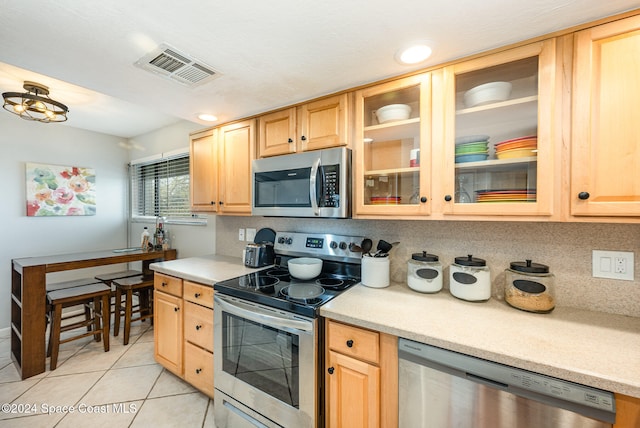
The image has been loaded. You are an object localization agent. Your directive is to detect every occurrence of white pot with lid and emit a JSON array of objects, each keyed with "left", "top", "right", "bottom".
[
  {"left": 449, "top": 254, "right": 491, "bottom": 302},
  {"left": 407, "top": 251, "right": 442, "bottom": 293}
]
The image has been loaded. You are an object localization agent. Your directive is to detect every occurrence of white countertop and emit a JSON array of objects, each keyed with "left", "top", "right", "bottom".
[
  {"left": 320, "top": 282, "right": 640, "bottom": 398},
  {"left": 150, "top": 254, "right": 267, "bottom": 285}
]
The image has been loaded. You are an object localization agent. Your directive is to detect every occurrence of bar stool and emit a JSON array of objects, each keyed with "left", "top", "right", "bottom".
[
  {"left": 112, "top": 275, "right": 155, "bottom": 345},
  {"left": 46, "top": 278, "right": 104, "bottom": 334},
  {"left": 46, "top": 283, "right": 111, "bottom": 370},
  {"left": 95, "top": 270, "right": 143, "bottom": 288}
]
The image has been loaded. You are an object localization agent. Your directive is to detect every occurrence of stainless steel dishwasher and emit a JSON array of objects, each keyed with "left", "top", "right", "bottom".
[{"left": 398, "top": 338, "right": 616, "bottom": 428}]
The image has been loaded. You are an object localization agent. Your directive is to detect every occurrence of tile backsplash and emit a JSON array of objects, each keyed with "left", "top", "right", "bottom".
[{"left": 216, "top": 216, "right": 640, "bottom": 318}]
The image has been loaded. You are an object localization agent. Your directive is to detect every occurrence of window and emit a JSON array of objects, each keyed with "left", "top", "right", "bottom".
[{"left": 130, "top": 151, "right": 191, "bottom": 220}]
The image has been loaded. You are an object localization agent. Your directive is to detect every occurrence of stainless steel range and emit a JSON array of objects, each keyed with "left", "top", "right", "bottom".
[{"left": 213, "top": 231, "right": 364, "bottom": 428}]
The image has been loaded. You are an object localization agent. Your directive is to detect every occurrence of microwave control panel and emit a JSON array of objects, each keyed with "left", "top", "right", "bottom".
[{"left": 321, "top": 165, "right": 339, "bottom": 207}]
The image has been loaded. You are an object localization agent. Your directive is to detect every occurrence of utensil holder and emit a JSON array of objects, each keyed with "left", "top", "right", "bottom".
[{"left": 361, "top": 255, "right": 390, "bottom": 288}]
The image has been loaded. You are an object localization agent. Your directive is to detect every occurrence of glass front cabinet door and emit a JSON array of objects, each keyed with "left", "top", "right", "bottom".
[
  {"left": 437, "top": 40, "right": 558, "bottom": 217},
  {"left": 354, "top": 74, "right": 431, "bottom": 216}
]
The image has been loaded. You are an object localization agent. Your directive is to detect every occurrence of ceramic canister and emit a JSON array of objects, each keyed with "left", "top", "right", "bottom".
[
  {"left": 449, "top": 255, "right": 491, "bottom": 301},
  {"left": 361, "top": 254, "right": 390, "bottom": 288}
]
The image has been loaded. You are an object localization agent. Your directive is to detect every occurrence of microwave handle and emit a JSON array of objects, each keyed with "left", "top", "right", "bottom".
[{"left": 309, "top": 157, "right": 321, "bottom": 216}]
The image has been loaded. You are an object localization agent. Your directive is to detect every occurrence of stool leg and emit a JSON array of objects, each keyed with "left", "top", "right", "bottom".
[
  {"left": 139, "top": 290, "right": 149, "bottom": 322},
  {"left": 50, "top": 304, "right": 62, "bottom": 370},
  {"left": 124, "top": 289, "right": 133, "bottom": 345},
  {"left": 85, "top": 303, "right": 92, "bottom": 332},
  {"left": 114, "top": 287, "right": 122, "bottom": 337},
  {"left": 101, "top": 294, "right": 110, "bottom": 352},
  {"left": 92, "top": 297, "right": 101, "bottom": 342}
]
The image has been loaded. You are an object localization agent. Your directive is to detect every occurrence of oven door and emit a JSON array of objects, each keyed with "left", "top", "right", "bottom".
[{"left": 214, "top": 294, "right": 318, "bottom": 428}]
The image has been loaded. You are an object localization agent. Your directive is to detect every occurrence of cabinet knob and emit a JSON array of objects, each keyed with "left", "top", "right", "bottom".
[
  {"left": 288, "top": 138, "right": 293, "bottom": 143},
  {"left": 578, "top": 191, "right": 590, "bottom": 200},
  {"left": 346, "top": 339, "right": 354, "bottom": 348},
  {"left": 301, "top": 135, "right": 307, "bottom": 141},
  {"left": 161, "top": 282, "right": 167, "bottom": 287},
  {"left": 219, "top": 201, "right": 223, "bottom": 205},
  {"left": 444, "top": 195, "right": 452, "bottom": 202},
  {"left": 196, "top": 324, "right": 202, "bottom": 330},
  {"left": 420, "top": 196, "right": 427, "bottom": 203},
  {"left": 194, "top": 293, "right": 201, "bottom": 298},
  {"left": 196, "top": 368, "right": 202, "bottom": 374},
  {"left": 174, "top": 307, "right": 179, "bottom": 312},
  {"left": 210, "top": 201, "right": 215, "bottom": 205},
  {"left": 327, "top": 367, "right": 335, "bottom": 374}
]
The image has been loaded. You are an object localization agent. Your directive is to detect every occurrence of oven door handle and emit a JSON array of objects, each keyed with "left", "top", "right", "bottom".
[
  {"left": 309, "top": 157, "right": 320, "bottom": 216},
  {"left": 214, "top": 295, "right": 314, "bottom": 332}
]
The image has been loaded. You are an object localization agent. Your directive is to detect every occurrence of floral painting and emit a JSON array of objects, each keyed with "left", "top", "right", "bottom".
[{"left": 26, "top": 163, "right": 96, "bottom": 216}]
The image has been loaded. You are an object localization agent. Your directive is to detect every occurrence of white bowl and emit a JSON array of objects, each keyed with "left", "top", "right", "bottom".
[
  {"left": 463, "top": 82, "right": 512, "bottom": 108},
  {"left": 375, "top": 104, "right": 412, "bottom": 124},
  {"left": 288, "top": 257, "right": 323, "bottom": 280}
]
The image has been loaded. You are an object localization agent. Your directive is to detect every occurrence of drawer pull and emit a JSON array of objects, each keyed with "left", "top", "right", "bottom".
[
  {"left": 174, "top": 307, "right": 179, "bottom": 312},
  {"left": 327, "top": 367, "right": 334, "bottom": 374},
  {"left": 196, "top": 368, "right": 202, "bottom": 374},
  {"left": 161, "top": 282, "right": 167, "bottom": 287},
  {"left": 346, "top": 339, "right": 354, "bottom": 348},
  {"left": 194, "top": 293, "right": 201, "bottom": 298},
  {"left": 196, "top": 324, "right": 202, "bottom": 330}
]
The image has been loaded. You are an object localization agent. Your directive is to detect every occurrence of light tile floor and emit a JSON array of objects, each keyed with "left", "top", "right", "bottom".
[{"left": 0, "top": 321, "right": 216, "bottom": 427}]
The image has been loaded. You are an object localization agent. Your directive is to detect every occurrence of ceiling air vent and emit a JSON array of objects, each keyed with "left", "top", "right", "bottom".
[{"left": 134, "top": 43, "right": 220, "bottom": 87}]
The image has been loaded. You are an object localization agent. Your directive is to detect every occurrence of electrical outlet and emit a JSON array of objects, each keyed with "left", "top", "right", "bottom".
[
  {"left": 592, "top": 250, "right": 634, "bottom": 281},
  {"left": 246, "top": 228, "right": 257, "bottom": 242},
  {"left": 238, "top": 228, "right": 245, "bottom": 241}
]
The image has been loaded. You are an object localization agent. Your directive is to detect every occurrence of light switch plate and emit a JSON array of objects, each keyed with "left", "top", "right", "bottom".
[{"left": 592, "top": 250, "right": 634, "bottom": 281}]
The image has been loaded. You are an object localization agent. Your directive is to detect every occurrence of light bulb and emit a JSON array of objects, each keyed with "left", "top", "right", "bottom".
[{"left": 13, "top": 104, "right": 26, "bottom": 113}]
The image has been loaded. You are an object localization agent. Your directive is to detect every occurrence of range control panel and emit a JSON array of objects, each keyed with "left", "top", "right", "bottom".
[{"left": 274, "top": 231, "right": 364, "bottom": 263}]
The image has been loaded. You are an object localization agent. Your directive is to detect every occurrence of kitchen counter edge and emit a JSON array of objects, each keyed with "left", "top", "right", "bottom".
[
  {"left": 150, "top": 254, "right": 267, "bottom": 285},
  {"left": 320, "top": 282, "right": 640, "bottom": 399}
]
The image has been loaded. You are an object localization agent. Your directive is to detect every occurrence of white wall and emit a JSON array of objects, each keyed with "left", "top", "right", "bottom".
[{"left": 0, "top": 113, "right": 131, "bottom": 329}]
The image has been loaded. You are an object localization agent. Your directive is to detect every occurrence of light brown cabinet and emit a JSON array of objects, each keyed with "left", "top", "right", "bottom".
[
  {"left": 190, "top": 128, "right": 218, "bottom": 211},
  {"left": 154, "top": 273, "right": 214, "bottom": 398},
  {"left": 189, "top": 119, "right": 255, "bottom": 214},
  {"left": 436, "top": 40, "right": 560, "bottom": 218},
  {"left": 258, "top": 93, "right": 349, "bottom": 157},
  {"left": 615, "top": 393, "right": 640, "bottom": 428},
  {"left": 354, "top": 74, "right": 432, "bottom": 217},
  {"left": 570, "top": 14, "right": 640, "bottom": 217},
  {"left": 325, "top": 320, "right": 397, "bottom": 428},
  {"left": 154, "top": 273, "right": 183, "bottom": 377}
]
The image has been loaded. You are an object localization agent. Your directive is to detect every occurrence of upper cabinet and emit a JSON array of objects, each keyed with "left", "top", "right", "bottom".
[
  {"left": 354, "top": 74, "right": 432, "bottom": 216},
  {"left": 436, "top": 40, "right": 560, "bottom": 217},
  {"left": 218, "top": 119, "right": 255, "bottom": 214},
  {"left": 258, "top": 93, "right": 349, "bottom": 157},
  {"left": 571, "top": 15, "right": 640, "bottom": 217},
  {"left": 190, "top": 129, "right": 218, "bottom": 211},
  {"left": 189, "top": 119, "right": 255, "bottom": 215}
]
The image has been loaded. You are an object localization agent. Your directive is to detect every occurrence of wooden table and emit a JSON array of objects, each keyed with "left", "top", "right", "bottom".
[{"left": 11, "top": 248, "right": 177, "bottom": 379}]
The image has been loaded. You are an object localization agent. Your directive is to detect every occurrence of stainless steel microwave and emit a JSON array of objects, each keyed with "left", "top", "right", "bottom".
[{"left": 252, "top": 147, "right": 351, "bottom": 218}]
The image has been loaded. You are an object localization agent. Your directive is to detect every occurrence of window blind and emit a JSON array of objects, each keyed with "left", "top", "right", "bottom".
[{"left": 130, "top": 152, "right": 191, "bottom": 219}]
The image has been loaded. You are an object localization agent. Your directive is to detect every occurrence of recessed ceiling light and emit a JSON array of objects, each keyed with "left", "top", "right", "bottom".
[
  {"left": 396, "top": 43, "right": 433, "bottom": 65},
  {"left": 197, "top": 113, "right": 218, "bottom": 122}
]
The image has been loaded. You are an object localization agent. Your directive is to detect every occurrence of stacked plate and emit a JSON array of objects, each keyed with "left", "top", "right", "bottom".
[
  {"left": 475, "top": 189, "right": 537, "bottom": 203},
  {"left": 455, "top": 135, "right": 490, "bottom": 163},
  {"left": 495, "top": 135, "right": 537, "bottom": 159},
  {"left": 370, "top": 196, "right": 401, "bottom": 205}
]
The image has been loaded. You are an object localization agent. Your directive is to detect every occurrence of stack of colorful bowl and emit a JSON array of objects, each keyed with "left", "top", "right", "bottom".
[
  {"left": 455, "top": 135, "right": 490, "bottom": 163},
  {"left": 495, "top": 135, "right": 538, "bottom": 159}
]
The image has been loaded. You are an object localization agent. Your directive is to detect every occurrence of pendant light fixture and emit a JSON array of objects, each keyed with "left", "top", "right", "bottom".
[{"left": 2, "top": 81, "right": 69, "bottom": 123}]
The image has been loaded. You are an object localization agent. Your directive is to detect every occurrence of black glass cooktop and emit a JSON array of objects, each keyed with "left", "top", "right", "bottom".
[{"left": 214, "top": 260, "right": 360, "bottom": 318}]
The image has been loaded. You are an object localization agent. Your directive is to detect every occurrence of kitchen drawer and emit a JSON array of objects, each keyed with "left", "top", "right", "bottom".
[
  {"left": 328, "top": 320, "right": 380, "bottom": 364},
  {"left": 154, "top": 273, "right": 183, "bottom": 297},
  {"left": 184, "top": 341, "right": 214, "bottom": 398},
  {"left": 184, "top": 301, "right": 214, "bottom": 352},
  {"left": 184, "top": 280, "right": 214, "bottom": 309}
]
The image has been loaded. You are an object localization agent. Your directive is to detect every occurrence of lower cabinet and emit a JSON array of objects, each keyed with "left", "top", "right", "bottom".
[
  {"left": 154, "top": 272, "right": 214, "bottom": 398},
  {"left": 325, "top": 319, "right": 398, "bottom": 428},
  {"left": 615, "top": 393, "right": 640, "bottom": 428}
]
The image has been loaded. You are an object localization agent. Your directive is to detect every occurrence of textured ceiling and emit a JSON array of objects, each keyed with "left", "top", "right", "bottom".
[{"left": 0, "top": 1, "right": 638, "bottom": 138}]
